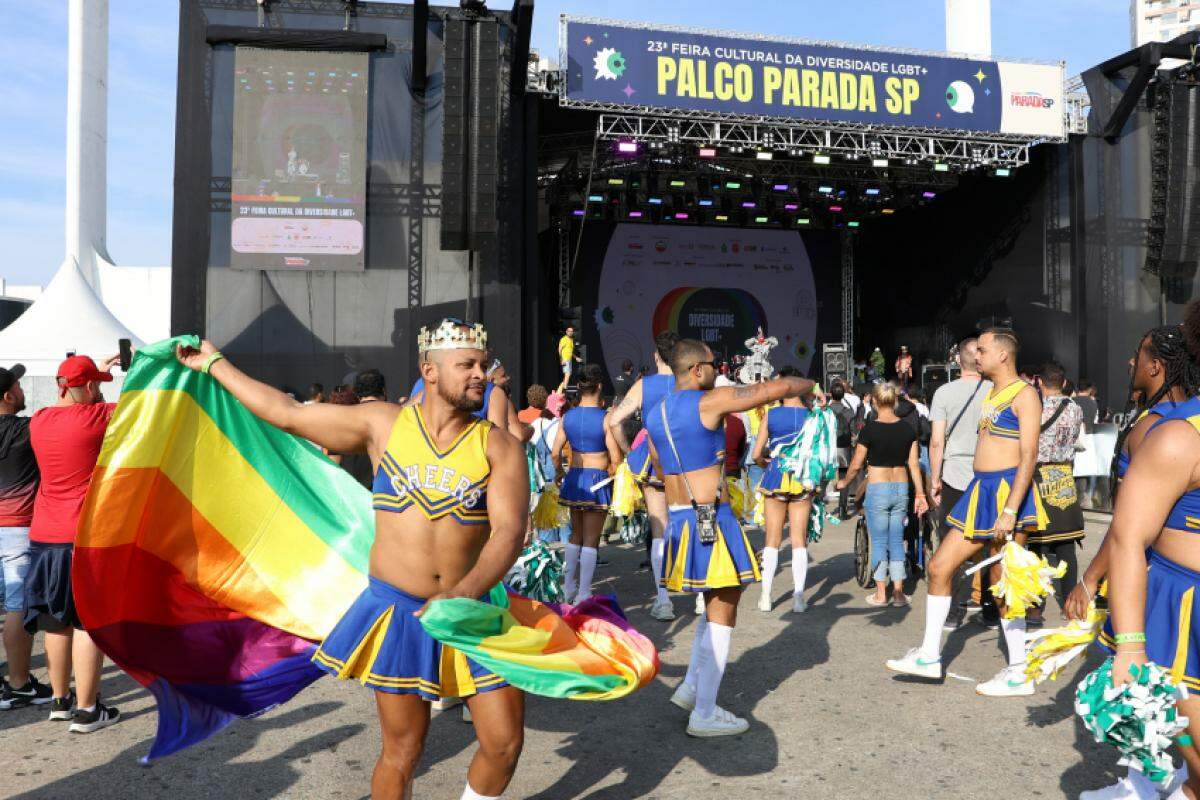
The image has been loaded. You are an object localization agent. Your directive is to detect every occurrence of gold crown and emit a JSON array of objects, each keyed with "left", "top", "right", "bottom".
[{"left": 418, "top": 319, "right": 488, "bottom": 355}]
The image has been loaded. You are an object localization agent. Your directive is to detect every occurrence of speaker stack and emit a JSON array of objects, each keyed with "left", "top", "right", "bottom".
[
  {"left": 822, "top": 343, "right": 850, "bottom": 389},
  {"left": 1147, "top": 77, "right": 1200, "bottom": 302}
]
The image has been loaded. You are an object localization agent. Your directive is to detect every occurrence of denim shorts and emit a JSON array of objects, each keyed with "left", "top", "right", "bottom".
[{"left": 0, "top": 526, "right": 31, "bottom": 612}]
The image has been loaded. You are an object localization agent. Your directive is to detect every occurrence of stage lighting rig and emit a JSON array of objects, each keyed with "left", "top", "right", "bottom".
[{"left": 460, "top": 0, "right": 487, "bottom": 12}]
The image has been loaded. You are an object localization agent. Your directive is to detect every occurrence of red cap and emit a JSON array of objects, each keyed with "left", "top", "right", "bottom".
[{"left": 57, "top": 356, "right": 113, "bottom": 389}]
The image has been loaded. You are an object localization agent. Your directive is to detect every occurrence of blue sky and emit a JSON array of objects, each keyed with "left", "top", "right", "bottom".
[{"left": 0, "top": 0, "right": 1128, "bottom": 285}]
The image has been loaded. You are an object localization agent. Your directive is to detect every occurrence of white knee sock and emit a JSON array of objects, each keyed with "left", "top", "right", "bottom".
[
  {"left": 791, "top": 547, "right": 808, "bottom": 598},
  {"left": 920, "top": 595, "right": 952, "bottom": 658},
  {"left": 1001, "top": 617, "right": 1027, "bottom": 666},
  {"left": 650, "top": 537, "right": 670, "bottom": 605},
  {"left": 695, "top": 622, "right": 733, "bottom": 719},
  {"left": 577, "top": 547, "right": 598, "bottom": 600},
  {"left": 759, "top": 546, "right": 779, "bottom": 599},
  {"left": 563, "top": 543, "right": 580, "bottom": 599},
  {"left": 683, "top": 613, "right": 709, "bottom": 688},
  {"left": 461, "top": 784, "right": 500, "bottom": 800}
]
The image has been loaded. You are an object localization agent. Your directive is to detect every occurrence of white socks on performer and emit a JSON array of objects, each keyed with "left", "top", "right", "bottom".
[
  {"left": 650, "top": 538, "right": 670, "bottom": 606},
  {"left": 576, "top": 547, "right": 598, "bottom": 602},
  {"left": 695, "top": 622, "right": 732, "bottom": 719},
  {"left": 563, "top": 544, "right": 580, "bottom": 600},
  {"left": 921, "top": 595, "right": 952, "bottom": 658},
  {"left": 759, "top": 546, "right": 779, "bottom": 598},
  {"left": 1001, "top": 617, "right": 1027, "bottom": 667},
  {"left": 461, "top": 784, "right": 500, "bottom": 800},
  {"left": 791, "top": 548, "right": 808, "bottom": 599},
  {"left": 683, "top": 613, "right": 709, "bottom": 688}
]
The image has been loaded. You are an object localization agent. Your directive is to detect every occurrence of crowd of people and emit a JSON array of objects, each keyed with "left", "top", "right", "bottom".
[{"left": 3, "top": 303, "right": 1200, "bottom": 800}]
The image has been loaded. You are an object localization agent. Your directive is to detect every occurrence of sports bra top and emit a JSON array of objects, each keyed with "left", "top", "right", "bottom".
[
  {"left": 371, "top": 405, "right": 491, "bottom": 525},
  {"left": 1117, "top": 399, "right": 1185, "bottom": 478},
  {"left": 563, "top": 406, "right": 608, "bottom": 454},
  {"left": 409, "top": 378, "right": 494, "bottom": 421},
  {"left": 1146, "top": 396, "right": 1200, "bottom": 532},
  {"left": 979, "top": 380, "right": 1029, "bottom": 440},
  {"left": 645, "top": 390, "right": 724, "bottom": 475},
  {"left": 641, "top": 374, "right": 675, "bottom": 419},
  {"left": 766, "top": 406, "right": 810, "bottom": 451}
]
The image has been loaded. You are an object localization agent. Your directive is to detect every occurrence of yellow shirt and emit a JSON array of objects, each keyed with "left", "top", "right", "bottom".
[{"left": 558, "top": 335, "right": 575, "bottom": 364}]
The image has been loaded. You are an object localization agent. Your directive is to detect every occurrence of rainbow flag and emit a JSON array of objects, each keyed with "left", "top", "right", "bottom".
[{"left": 75, "top": 336, "right": 657, "bottom": 760}]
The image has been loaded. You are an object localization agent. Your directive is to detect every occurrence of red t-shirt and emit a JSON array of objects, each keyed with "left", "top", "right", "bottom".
[
  {"left": 517, "top": 407, "right": 544, "bottom": 425},
  {"left": 29, "top": 402, "right": 116, "bottom": 544}
]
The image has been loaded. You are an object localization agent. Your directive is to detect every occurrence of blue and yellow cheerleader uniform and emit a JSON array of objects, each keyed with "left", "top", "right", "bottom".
[
  {"left": 1098, "top": 398, "right": 1200, "bottom": 689},
  {"left": 757, "top": 405, "right": 811, "bottom": 498},
  {"left": 645, "top": 390, "right": 761, "bottom": 592},
  {"left": 946, "top": 380, "right": 1049, "bottom": 540},
  {"left": 311, "top": 405, "right": 507, "bottom": 699},
  {"left": 558, "top": 406, "right": 613, "bottom": 511},
  {"left": 628, "top": 374, "right": 675, "bottom": 487}
]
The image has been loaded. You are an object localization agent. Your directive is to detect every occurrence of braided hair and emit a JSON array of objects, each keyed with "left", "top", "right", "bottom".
[{"left": 1110, "top": 319, "right": 1200, "bottom": 486}]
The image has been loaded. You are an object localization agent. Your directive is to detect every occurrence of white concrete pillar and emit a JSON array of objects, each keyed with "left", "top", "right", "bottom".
[
  {"left": 65, "top": 0, "right": 110, "bottom": 289},
  {"left": 945, "top": 0, "right": 993, "bottom": 57}
]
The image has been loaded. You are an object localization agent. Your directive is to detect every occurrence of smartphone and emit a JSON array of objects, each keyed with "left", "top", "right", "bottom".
[{"left": 119, "top": 338, "right": 132, "bottom": 371}]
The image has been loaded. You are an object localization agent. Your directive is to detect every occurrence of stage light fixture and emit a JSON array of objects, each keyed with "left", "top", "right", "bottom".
[
  {"left": 459, "top": 0, "right": 487, "bottom": 11},
  {"left": 796, "top": 218, "right": 811, "bottom": 225},
  {"left": 670, "top": 180, "right": 687, "bottom": 188},
  {"left": 773, "top": 183, "right": 789, "bottom": 192},
  {"left": 872, "top": 158, "right": 889, "bottom": 168},
  {"left": 699, "top": 147, "right": 717, "bottom": 158},
  {"left": 756, "top": 151, "right": 774, "bottom": 161},
  {"left": 726, "top": 181, "right": 742, "bottom": 190},
  {"left": 608, "top": 178, "right": 625, "bottom": 186},
  {"left": 698, "top": 198, "right": 714, "bottom": 207},
  {"left": 755, "top": 216, "right": 769, "bottom": 223},
  {"left": 922, "top": 191, "right": 936, "bottom": 199},
  {"left": 818, "top": 186, "right": 833, "bottom": 194},
  {"left": 865, "top": 188, "right": 881, "bottom": 196},
  {"left": 675, "top": 212, "right": 689, "bottom": 220},
  {"left": 882, "top": 208, "right": 895, "bottom": 215},
  {"left": 742, "top": 201, "right": 757, "bottom": 209},
  {"left": 813, "top": 154, "right": 831, "bottom": 165},
  {"left": 628, "top": 210, "right": 644, "bottom": 218},
  {"left": 617, "top": 141, "right": 639, "bottom": 154},
  {"left": 934, "top": 163, "right": 950, "bottom": 172},
  {"left": 848, "top": 221, "right": 860, "bottom": 228},
  {"left": 587, "top": 194, "right": 603, "bottom": 203},
  {"left": 784, "top": 203, "right": 799, "bottom": 211},
  {"left": 829, "top": 205, "right": 843, "bottom": 212},
  {"left": 715, "top": 214, "right": 730, "bottom": 222},
  {"left": 572, "top": 209, "right": 585, "bottom": 216},
  {"left": 995, "top": 168, "right": 1012, "bottom": 177}
]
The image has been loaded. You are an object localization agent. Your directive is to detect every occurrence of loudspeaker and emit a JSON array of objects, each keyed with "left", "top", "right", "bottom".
[
  {"left": 822, "top": 343, "right": 849, "bottom": 388},
  {"left": 441, "top": 18, "right": 469, "bottom": 250},
  {"left": 1160, "top": 80, "right": 1200, "bottom": 302},
  {"left": 922, "top": 363, "right": 949, "bottom": 390}
]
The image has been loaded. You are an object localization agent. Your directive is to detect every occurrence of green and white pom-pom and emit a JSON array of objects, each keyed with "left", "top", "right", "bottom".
[
  {"left": 775, "top": 407, "right": 841, "bottom": 544},
  {"left": 1075, "top": 657, "right": 1190, "bottom": 788},
  {"left": 618, "top": 511, "right": 649, "bottom": 546},
  {"left": 505, "top": 540, "right": 565, "bottom": 603}
]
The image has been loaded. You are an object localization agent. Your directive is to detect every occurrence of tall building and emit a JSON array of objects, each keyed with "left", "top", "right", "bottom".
[{"left": 1131, "top": 0, "right": 1200, "bottom": 46}]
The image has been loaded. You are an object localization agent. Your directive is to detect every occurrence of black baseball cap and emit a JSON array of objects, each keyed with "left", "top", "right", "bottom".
[{"left": 0, "top": 364, "right": 26, "bottom": 395}]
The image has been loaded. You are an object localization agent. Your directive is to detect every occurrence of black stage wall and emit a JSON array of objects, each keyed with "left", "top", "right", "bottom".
[{"left": 172, "top": 0, "right": 536, "bottom": 398}]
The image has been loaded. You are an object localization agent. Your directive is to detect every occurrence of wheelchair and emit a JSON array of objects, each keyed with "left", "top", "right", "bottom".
[{"left": 853, "top": 498, "right": 936, "bottom": 589}]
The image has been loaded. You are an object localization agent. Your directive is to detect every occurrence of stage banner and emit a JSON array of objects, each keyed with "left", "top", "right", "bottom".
[
  {"left": 595, "top": 224, "right": 818, "bottom": 379},
  {"left": 231, "top": 48, "right": 369, "bottom": 271},
  {"left": 562, "top": 16, "right": 1065, "bottom": 139}
]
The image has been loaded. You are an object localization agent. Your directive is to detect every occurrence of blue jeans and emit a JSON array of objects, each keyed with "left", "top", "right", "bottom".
[
  {"left": 538, "top": 525, "right": 570, "bottom": 545},
  {"left": 865, "top": 483, "right": 908, "bottom": 583},
  {"left": 0, "top": 526, "right": 30, "bottom": 612}
]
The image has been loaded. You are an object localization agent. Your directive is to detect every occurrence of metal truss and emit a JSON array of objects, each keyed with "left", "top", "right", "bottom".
[
  {"left": 1064, "top": 74, "right": 1090, "bottom": 136},
  {"left": 593, "top": 113, "right": 1036, "bottom": 168},
  {"left": 841, "top": 232, "right": 854, "bottom": 356},
  {"left": 556, "top": 218, "right": 571, "bottom": 310}
]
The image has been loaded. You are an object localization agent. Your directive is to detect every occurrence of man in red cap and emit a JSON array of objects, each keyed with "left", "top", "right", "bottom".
[{"left": 24, "top": 354, "right": 121, "bottom": 733}]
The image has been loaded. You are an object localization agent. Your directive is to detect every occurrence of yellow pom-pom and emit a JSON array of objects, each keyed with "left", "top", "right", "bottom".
[
  {"left": 990, "top": 542, "right": 1069, "bottom": 619},
  {"left": 532, "top": 484, "right": 564, "bottom": 530},
  {"left": 1024, "top": 605, "right": 1107, "bottom": 684},
  {"left": 610, "top": 462, "right": 643, "bottom": 517}
]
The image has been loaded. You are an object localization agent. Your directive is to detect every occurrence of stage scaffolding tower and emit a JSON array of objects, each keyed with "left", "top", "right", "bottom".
[{"left": 841, "top": 232, "right": 855, "bottom": 358}]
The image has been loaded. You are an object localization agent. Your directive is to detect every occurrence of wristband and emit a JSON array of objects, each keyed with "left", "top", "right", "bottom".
[
  {"left": 1001, "top": 507, "right": 1018, "bottom": 517},
  {"left": 1114, "top": 632, "right": 1146, "bottom": 645},
  {"left": 201, "top": 351, "right": 225, "bottom": 375}
]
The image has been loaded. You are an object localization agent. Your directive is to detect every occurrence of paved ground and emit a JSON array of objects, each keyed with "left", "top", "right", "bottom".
[{"left": 4, "top": 511, "right": 1121, "bottom": 799}]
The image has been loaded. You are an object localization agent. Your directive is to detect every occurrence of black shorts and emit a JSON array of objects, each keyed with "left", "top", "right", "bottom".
[{"left": 23, "top": 542, "right": 81, "bottom": 632}]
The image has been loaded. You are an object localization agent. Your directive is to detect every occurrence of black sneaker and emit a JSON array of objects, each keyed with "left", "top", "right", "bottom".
[
  {"left": 0, "top": 676, "right": 53, "bottom": 709},
  {"left": 69, "top": 701, "right": 120, "bottom": 734},
  {"left": 971, "top": 612, "right": 1000, "bottom": 631},
  {"left": 48, "top": 692, "right": 76, "bottom": 721},
  {"left": 943, "top": 611, "right": 965, "bottom": 631},
  {"left": 1025, "top": 614, "right": 1045, "bottom": 630}
]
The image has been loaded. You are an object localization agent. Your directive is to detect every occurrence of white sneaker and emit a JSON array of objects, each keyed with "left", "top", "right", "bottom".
[
  {"left": 792, "top": 595, "right": 808, "bottom": 614},
  {"left": 694, "top": 594, "right": 705, "bottom": 615},
  {"left": 975, "top": 664, "right": 1035, "bottom": 697},
  {"left": 670, "top": 681, "right": 697, "bottom": 712},
  {"left": 461, "top": 704, "right": 472, "bottom": 724},
  {"left": 650, "top": 600, "right": 676, "bottom": 621},
  {"left": 757, "top": 594, "right": 772, "bottom": 612},
  {"left": 686, "top": 706, "right": 749, "bottom": 738},
  {"left": 431, "top": 696, "right": 462, "bottom": 712},
  {"left": 885, "top": 647, "right": 943, "bottom": 680},
  {"left": 1078, "top": 775, "right": 1153, "bottom": 800}
]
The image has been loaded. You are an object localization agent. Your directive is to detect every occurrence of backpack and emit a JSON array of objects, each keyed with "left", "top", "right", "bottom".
[{"left": 829, "top": 400, "right": 853, "bottom": 448}]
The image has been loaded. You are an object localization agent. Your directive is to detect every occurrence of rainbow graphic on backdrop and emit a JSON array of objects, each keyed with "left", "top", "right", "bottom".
[
  {"left": 73, "top": 337, "right": 658, "bottom": 760},
  {"left": 651, "top": 286, "right": 768, "bottom": 353}
]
